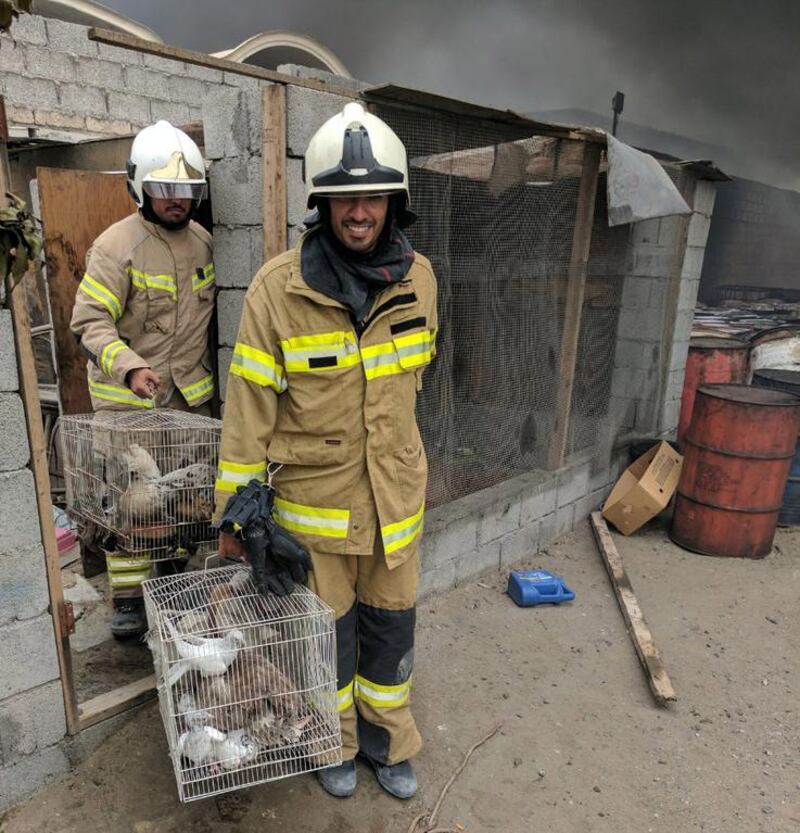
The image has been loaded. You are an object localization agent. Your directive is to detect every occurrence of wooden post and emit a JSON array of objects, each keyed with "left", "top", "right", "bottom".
[
  {"left": 262, "top": 85, "right": 288, "bottom": 262},
  {"left": 0, "top": 96, "right": 80, "bottom": 733},
  {"left": 547, "top": 142, "right": 602, "bottom": 470}
]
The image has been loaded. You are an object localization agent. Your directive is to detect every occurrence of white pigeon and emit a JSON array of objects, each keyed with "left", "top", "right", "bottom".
[
  {"left": 214, "top": 729, "right": 260, "bottom": 770},
  {"left": 164, "top": 620, "right": 246, "bottom": 687},
  {"left": 178, "top": 725, "right": 226, "bottom": 764},
  {"left": 176, "top": 692, "right": 212, "bottom": 730}
]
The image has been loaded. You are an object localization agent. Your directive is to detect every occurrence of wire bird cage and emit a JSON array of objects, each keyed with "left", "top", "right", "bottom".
[
  {"left": 58, "top": 410, "right": 221, "bottom": 561},
  {"left": 143, "top": 565, "right": 341, "bottom": 802}
]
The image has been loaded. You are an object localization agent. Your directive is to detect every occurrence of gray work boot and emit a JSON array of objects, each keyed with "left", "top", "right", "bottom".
[
  {"left": 317, "top": 760, "right": 357, "bottom": 798},
  {"left": 361, "top": 755, "right": 417, "bottom": 799},
  {"left": 110, "top": 598, "right": 147, "bottom": 640}
]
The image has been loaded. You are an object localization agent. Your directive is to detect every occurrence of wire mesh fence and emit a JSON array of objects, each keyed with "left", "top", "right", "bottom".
[
  {"left": 373, "top": 102, "right": 629, "bottom": 506},
  {"left": 59, "top": 410, "right": 221, "bottom": 561},
  {"left": 143, "top": 565, "right": 340, "bottom": 802}
]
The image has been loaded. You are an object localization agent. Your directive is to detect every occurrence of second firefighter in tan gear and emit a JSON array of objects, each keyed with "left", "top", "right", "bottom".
[{"left": 215, "top": 103, "right": 436, "bottom": 795}]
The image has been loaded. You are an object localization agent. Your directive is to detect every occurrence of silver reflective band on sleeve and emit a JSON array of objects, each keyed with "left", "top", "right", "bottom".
[
  {"left": 381, "top": 503, "right": 424, "bottom": 554},
  {"left": 215, "top": 459, "right": 267, "bottom": 493},
  {"left": 230, "top": 342, "right": 287, "bottom": 393},
  {"left": 273, "top": 497, "right": 350, "bottom": 539}
]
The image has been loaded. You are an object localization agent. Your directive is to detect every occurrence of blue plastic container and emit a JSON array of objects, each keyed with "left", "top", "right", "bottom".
[{"left": 506, "top": 569, "right": 575, "bottom": 607}]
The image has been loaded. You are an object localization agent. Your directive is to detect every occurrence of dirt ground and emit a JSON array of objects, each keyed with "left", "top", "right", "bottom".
[{"left": 3, "top": 518, "right": 799, "bottom": 833}]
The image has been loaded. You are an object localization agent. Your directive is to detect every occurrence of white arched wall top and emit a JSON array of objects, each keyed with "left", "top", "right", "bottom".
[{"left": 212, "top": 29, "right": 351, "bottom": 77}]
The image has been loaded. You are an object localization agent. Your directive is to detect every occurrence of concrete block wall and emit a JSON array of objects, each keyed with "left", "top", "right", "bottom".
[
  {"left": 0, "top": 310, "right": 67, "bottom": 811},
  {"left": 608, "top": 175, "right": 716, "bottom": 440},
  {"left": 1, "top": 14, "right": 260, "bottom": 142}
]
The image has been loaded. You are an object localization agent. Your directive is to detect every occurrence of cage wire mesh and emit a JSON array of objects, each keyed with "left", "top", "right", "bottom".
[
  {"left": 59, "top": 410, "right": 221, "bottom": 561},
  {"left": 373, "top": 102, "right": 630, "bottom": 505},
  {"left": 143, "top": 565, "right": 340, "bottom": 802}
]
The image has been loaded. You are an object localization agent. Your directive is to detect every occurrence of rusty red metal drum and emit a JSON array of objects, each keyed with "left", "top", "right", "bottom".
[
  {"left": 677, "top": 338, "right": 750, "bottom": 448},
  {"left": 671, "top": 384, "right": 800, "bottom": 558}
]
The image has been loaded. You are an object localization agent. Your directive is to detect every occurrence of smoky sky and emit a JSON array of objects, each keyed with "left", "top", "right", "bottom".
[{"left": 102, "top": 0, "right": 799, "bottom": 189}]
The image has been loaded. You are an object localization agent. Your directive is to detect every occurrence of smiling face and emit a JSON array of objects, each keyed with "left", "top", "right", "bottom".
[
  {"left": 150, "top": 196, "right": 192, "bottom": 225},
  {"left": 327, "top": 194, "right": 389, "bottom": 253}
]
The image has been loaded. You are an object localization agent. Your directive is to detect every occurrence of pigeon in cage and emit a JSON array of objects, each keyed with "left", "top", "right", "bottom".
[
  {"left": 206, "top": 583, "right": 280, "bottom": 647},
  {"left": 164, "top": 619, "right": 246, "bottom": 686},
  {"left": 215, "top": 729, "right": 260, "bottom": 770},
  {"left": 178, "top": 725, "right": 226, "bottom": 765},
  {"left": 117, "top": 443, "right": 167, "bottom": 524}
]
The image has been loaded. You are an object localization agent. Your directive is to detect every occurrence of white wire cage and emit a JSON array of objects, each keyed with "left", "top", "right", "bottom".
[
  {"left": 143, "top": 565, "right": 341, "bottom": 802},
  {"left": 58, "top": 410, "right": 221, "bottom": 561}
]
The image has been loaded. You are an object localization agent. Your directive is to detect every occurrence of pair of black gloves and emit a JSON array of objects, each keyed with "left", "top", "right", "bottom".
[{"left": 218, "top": 480, "right": 312, "bottom": 596}]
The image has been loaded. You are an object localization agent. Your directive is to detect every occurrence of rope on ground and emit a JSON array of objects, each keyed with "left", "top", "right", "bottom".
[{"left": 406, "top": 721, "right": 504, "bottom": 833}]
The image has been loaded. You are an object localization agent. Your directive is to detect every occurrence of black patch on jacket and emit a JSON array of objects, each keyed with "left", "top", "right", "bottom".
[
  {"left": 390, "top": 316, "right": 426, "bottom": 335},
  {"left": 309, "top": 355, "right": 338, "bottom": 369}
]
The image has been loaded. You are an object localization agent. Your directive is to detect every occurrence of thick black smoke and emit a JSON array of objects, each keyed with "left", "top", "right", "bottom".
[{"left": 103, "top": 0, "right": 799, "bottom": 188}]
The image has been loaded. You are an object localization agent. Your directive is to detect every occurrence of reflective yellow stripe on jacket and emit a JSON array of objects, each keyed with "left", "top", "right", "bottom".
[
  {"left": 99, "top": 339, "right": 127, "bottom": 376},
  {"left": 88, "top": 379, "right": 154, "bottom": 408},
  {"left": 280, "top": 331, "right": 361, "bottom": 373},
  {"left": 180, "top": 373, "right": 214, "bottom": 405},
  {"left": 355, "top": 674, "right": 412, "bottom": 709},
  {"left": 381, "top": 503, "right": 424, "bottom": 555},
  {"left": 193, "top": 262, "right": 216, "bottom": 292},
  {"left": 273, "top": 497, "right": 349, "bottom": 539},
  {"left": 78, "top": 274, "right": 123, "bottom": 321},
  {"left": 230, "top": 342, "right": 287, "bottom": 393},
  {"left": 216, "top": 459, "right": 267, "bottom": 494},
  {"left": 128, "top": 267, "right": 177, "bottom": 300},
  {"left": 337, "top": 680, "right": 354, "bottom": 712},
  {"left": 361, "top": 330, "right": 433, "bottom": 380}
]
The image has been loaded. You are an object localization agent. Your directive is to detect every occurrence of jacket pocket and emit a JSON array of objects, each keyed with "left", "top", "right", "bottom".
[
  {"left": 268, "top": 432, "right": 351, "bottom": 467},
  {"left": 393, "top": 330, "right": 433, "bottom": 372},
  {"left": 143, "top": 283, "right": 176, "bottom": 334}
]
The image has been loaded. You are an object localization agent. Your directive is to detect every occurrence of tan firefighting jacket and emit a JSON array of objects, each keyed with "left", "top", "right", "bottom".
[
  {"left": 214, "top": 234, "right": 438, "bottom": 569},
  {"left": 70, "top": 212, "right": 216, "bottom": 411}
]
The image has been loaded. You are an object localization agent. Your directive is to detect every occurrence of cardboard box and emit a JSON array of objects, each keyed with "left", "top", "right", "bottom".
[{"left": 602, "top": 441, "right": 683, "bottom": 535}]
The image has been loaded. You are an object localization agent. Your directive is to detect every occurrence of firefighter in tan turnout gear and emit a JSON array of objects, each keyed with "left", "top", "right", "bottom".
[
  {"left": 71, "top": 120, "right": 216, "bottom": 638},
  {"left": 215, "top": 103, "right": 437, "bottom": 799}
]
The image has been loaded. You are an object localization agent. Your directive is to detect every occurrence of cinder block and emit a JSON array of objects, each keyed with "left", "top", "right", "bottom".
[
  {"left": 0, "top": 394, "right": 29, "bottom": 471},
  {"left": 85, "top": 116, "right": 132, "bottom": 135},
  {"left": 632, "top": 250, "right": 677, "bottom": 279},
  {"left": 188, "top": 105, "right": 203, "bottom": 124},
  {"left": 477, "top": 496, "right": 520, "bottom": 546},
  {"left": 693, "top": 181, "right": 717, "bottom": 216},
  {"left": 665, "top": 367, "right": 685, "bottom": 403},
  {"left": 1, "top": 75, "right": 58, "bottom": 111},
  {"left": 0, "top": 310, "right": 18, "bottom": 391},
  {"left": 8, "top": 13, "right": 47, "bottom": 45},
  {"left": 166, "top": 74, "right": 206, "bottom": 105},
  {"left": 686, "top": 213, "right": 711, "bottom": 248},
  {"left": 0, "top": 543, "right": 49, "bottom": 627},
  {"left": 185, "top": 62, "right": 223, "bottom": 83},
  {"left": 216, "top": 288, "right": 246, "bottom": 348},
  {"left": 0, "top": 614, "right": 60, "bottom": 700},
  {"left": 553, "top": 503, "right": 575, "bottom": 539},
  {"left": 143, "top": 53, "right": 185, "bottom": 74},
  {"left": 0, "top": 40, "right": 25, "bottom": 72},
  {"left": 609, "top": 395, "right": 636, "bottom": 432},
  {"left": 538, "top": 512, "right": 558, "bottom": 548},
  {"left": 620, "top": 276, "right": 653, "bottom": 310},
  {"left": 0, "top": 743, "right": 69, "bottom": 813},
  {"left": 149, "top": 99, "right": 190, "bottom": 125},
  {"left": 286, "top": 86, "right": 352, "bottom": 156},
  {"left": 24, "top": 44, "right": 75, "bottom": 82},
  {"left": 223, "top": 71, "right": 261, "bottom": 90},
  {"left": 660, "top": 398, "right": 682, "bottom": 434},
  {"left": 669, "top": 338, "right": 690, "bottom": 372},
  {"left": 107, "top": 91, "right": 150, "bottom": 124},
  {"left": 96, "top": 41, "right": 141, "bottom": 64},
  {"left": 631, "top": 217, "right": 661, "bottom": 246},
  {"left": 201, "top": 87, "right": 252, "bottom": 160},
  {"left": 589, "top": 462, "right": 611, "bottom": 493},
  {"left": 499, "top": 522, "right": 540, "bottom": 568},
  {"left": 286, "top": 157, "right": 307, "bottom": 226},
  {"left": 557, "top": 462, "right": 590, "bottom": 508},
  {"left": 677, "top": 275, "right": 700, "bottom": 312},
  {"left": 0, "top": 681, "right": 66, "bottom": 765},
  {"left": 277, "top": 64, "right": 367, "bottom": 94},
  {"left": 634, "top": 397, "right": 659, "bottom": 433},
  {"left": 214, "top": 226, "right": 262, "bottom": 288},
  {"left": 210, "top": 155, "right": 263, "bottom": 226},
  {"left": 217, "top": 347, "right": 232, "bottom": 401},
  {"left": 672, "top": 308, "right": 695, "bottom": 343},
  {"left": 58, "top": 83, "right": 106, "bottom": 117},
  {"left": 7, "top": 104, "right": 34, "bottom": 124},
  {"left": 572, "top": 491, "right": 602, "bottom": 524},
  {"left": 34, "top": 110, "right": 85, "bottom": 130},
  {"left": 76, "top": 58, "right": 125, "bottom": 91},
  {"left": 124, "top": 65, "right": 169, "bottom": 100},
  {"left": 519, "top": 480, "right": 557, "bottom": 525},
  {"left": 614, "top": 338, "right": 658, "bottom": 373},
  {"left": 618, "top": 306, "right": 664, "bottom": 343},
  {"left": 422, "top": 515, "right": 479, "bottom": 569},
  {"left": 418, "top": 557, "right": 456, "bottom": 599},
  {"left": 454, "top": 539, "right": 500, "bottom": 586},
  {"left": 0, "top": 469, "right": 42, "bottom": 550},
  {"left": 680, "top": 246, "right": 706, "bottom": 281},
  {"left": 45, "top": 17, "right": 97, "bottom": 57}
]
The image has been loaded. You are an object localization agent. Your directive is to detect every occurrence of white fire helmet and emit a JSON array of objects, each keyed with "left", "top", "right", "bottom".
[
  {"left": 126, "top": 120, "right": 207, "bottom": 206},
  {"left": 304, "top": 102, "right": 409, "bottom": 208}
]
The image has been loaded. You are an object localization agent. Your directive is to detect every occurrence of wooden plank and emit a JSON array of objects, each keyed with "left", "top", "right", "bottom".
[
  {"left": 546, "top": 142, "right": 602, "bottom": 470},
  {"left": 88, "top": 28, "right": 359, "bottom": 99},
  {"left": 0, "top": 96, "right": 81, "bottom": 734},
  {"left": 589, "top": 512, "right": 677, "bottom": 706},
  {"left": 37, "top": 168, "right": 135, "bottom": 415},
  {"left": 78, "top": 674, "right": 156, "bottom": 731},
  {"left": 262, "top": 85, "right": 288, "bottom": 262}
]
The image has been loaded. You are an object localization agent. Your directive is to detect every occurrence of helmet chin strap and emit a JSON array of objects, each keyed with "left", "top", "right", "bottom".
[{"left": 141, "top": 193, "right": 193, "bottom": 231}]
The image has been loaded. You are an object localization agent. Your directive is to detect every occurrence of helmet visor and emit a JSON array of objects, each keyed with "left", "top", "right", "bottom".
[{"left": 142, "top": 181, "right": 207, "bottom": 201}]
